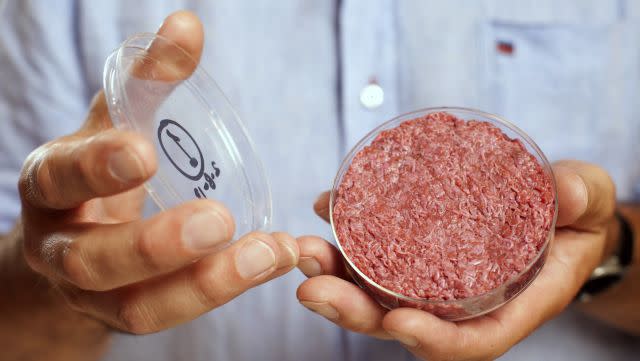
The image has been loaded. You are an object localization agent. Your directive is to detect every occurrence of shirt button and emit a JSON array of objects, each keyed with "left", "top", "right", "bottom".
[{"left": 360, "top": 82, "right": 384, "bottom": 110}]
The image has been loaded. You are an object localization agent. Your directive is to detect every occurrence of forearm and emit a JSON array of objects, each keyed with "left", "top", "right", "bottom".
[
  {"left": 578, "top": 203, "right": 640, "bottom": 334},
  {"left": 0, "top": 223, "right": 111, "bottom": 361}
]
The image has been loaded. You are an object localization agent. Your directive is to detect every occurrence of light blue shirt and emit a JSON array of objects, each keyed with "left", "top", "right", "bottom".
[{"left": 1, "top": 1, "right": 639, "bottom": 360}]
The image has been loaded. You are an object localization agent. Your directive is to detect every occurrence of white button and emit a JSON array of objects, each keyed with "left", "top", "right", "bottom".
[{"left": 359, "top": 83, "right": 384, "bottom": 110}]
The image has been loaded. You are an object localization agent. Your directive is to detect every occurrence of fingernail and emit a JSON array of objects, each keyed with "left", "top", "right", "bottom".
[
  {"left": 298, "top": 257, "right": 322, "bottom": 277},
  {"left": 108, "top": 148, "right": 144, "bottom": 183},
  {"left": 387, "top": 330, "right": 419, "bottom": 348},
  {"left": 300, "top": 301, "right": 339, "bottom": 320},
  {"left": 182, "top": 210, "right": 230, "bottom": 250},
  {"left": 236, "top": 239, "right": 276, "bottom": 279}
]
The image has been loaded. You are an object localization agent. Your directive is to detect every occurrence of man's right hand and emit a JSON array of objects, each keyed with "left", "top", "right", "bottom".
[{"left": 13, "top": 10, "right": 298, "bottom": 335}]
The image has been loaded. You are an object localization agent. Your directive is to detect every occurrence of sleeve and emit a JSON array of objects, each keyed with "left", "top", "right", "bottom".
[{"left": 0, "top": 0, "right": 89, "bottom": 232}]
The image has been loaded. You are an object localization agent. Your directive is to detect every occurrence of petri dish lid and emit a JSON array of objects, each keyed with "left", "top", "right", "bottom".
[{"left": 103, "top": 33, "right": 271, "bottom": 238}]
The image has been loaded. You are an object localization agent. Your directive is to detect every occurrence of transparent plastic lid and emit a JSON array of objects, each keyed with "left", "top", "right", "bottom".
[{"left": 103, "top": 33, "right": 272, "bottom": 237}]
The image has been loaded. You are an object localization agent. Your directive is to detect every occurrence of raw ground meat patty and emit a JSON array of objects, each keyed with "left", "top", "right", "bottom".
[{"left": 333, "top": 112, "right": 555, "bottom": 300}]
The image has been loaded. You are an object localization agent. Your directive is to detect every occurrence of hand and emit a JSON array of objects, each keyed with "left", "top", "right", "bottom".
[
  {"left": 16, "top": 11, "right": 298, "bottom": 335},
  {"left": 296, "top": 161, "right": 617, "bottom": 360}
]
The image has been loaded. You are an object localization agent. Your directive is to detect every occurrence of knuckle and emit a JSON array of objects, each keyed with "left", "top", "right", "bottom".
[
  {"left": 191, "top": 263, "right": 226, "bottom": 309},
  {"left": 17, "top": 166, "right": 34, "bottom": 201},
  {"left": 21, "top": 237, "right": 43, "bottom": 272},
  {"left": 61, "top": 242, "right": 98, "bottom": 290},
  {"left": 117, "top": 296, "right": 156, "bottom": 335},
  {"left": 59, "top": 287, "right": 87, "bottom": 313},
  {"left": 37, "top": 144, "right": 69, "bottom": 206},
  {"left": 135, "top": 229, "right": 164, "bottom": 273},
  {"left": 21, "top": 157, "right": 57, "bottom": 207},
  {"left": 18, "top": 148, "right": 46, "bottom": 201},
  {"left": 35, "top": 162, "right": 59, "bottom": 206},
  {"left": 72, "top": 143, "right": 100, "bottom": 194}
]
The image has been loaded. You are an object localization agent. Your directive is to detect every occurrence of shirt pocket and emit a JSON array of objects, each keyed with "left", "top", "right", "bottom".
[{"left": 480, "top": 2, "right": 624, "bottom": 162}]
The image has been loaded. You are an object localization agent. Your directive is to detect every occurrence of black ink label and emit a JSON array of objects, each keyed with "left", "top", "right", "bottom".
[{"left": 157, "top": 119, "right": 221, "bottom": 199}]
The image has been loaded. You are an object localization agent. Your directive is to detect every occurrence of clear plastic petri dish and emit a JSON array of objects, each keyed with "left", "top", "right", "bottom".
[
  {"left": 330, "top": 107, "right": 558, "bottom": 321},
  {"left": 103, "top": 33, "right": 272, "bottom": 239}
]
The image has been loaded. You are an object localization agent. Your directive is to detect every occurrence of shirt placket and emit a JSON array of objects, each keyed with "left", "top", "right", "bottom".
[{"left": 339, "top": 0, "right": 400, "bottom": 153}]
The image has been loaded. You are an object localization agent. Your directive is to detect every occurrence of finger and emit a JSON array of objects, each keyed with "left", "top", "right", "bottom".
[
  {"left": 81, "top": 11, "right": 204, "bottom": 133},
  {"left": 297, "top": 275, "right": 392, "bottom": 339},
  {"left": 131, "top": 10, "right": 204, "bottom": 81},
  {"left": 382, "top": 304, "right": 510, "bottom": 360},
  {"left": 382, "top": 309, "right": 470, "bottom": 360},
  {"left": 297, "top": 236, "right": 348, "bottom": 278},
  {"left": 314, "top": 191, "right": 331, "bottom": 223},
  {"left": 64, "top": 231, "right": 298, "bottom": 334},
  {"left": 44, "top": 200, "right": 234, "bottom": 291},
  {"left": 80, "top": 92, "right": 115, "bottom": 134},
  {"left": 19, "top": 12, "right": 206, "bottom": 210},
  {"left": 19, "top": 129, "right": 157, "bottom": 209},
  {"left": 121, "top": 10, "right": 204, "bottom": 128},
  {"left": 382, "top": 229, "right": 605, "bottom": 361},
  {"left": 553, "top": 160, "right": 615, "bottom": 230},
  {"left": 100, "top": 185, "right": 148, "bottom": 222}
]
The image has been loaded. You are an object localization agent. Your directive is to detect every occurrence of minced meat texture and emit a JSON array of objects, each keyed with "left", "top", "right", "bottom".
[{"left": 334, "top": 112, "right": 555, "bottom": 300}]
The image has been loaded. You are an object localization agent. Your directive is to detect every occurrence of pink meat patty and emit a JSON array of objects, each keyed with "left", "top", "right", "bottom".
[{"left": 333, "top": 112, "right": 555, "bottom": 300}]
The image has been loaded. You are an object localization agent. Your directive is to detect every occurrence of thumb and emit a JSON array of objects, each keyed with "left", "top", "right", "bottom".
[
  {"left": 553, "top": 160, "right": 616, "bottom": 230},
  {"left": 313, "top": 191, "right": 331, "bottom": 223},
  {"left": 132, "top": 10, "right": 204, "bottom": 81},
  {"left": 85, "top": 10, "right": 205, "bottom": 132}
]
